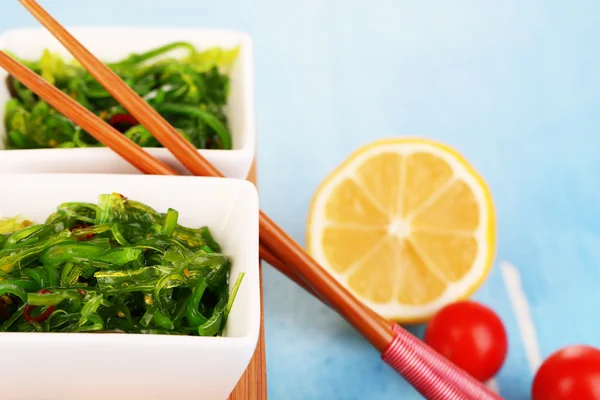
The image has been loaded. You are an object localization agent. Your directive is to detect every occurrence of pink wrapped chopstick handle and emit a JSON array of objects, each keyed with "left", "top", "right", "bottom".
[{"left": 382, "top": 323, "right": 503, "bottom": 400}]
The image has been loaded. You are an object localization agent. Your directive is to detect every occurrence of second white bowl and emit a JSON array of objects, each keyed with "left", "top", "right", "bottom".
[{"left": 0, "top": 173, "right": 260, "bottom": 400}]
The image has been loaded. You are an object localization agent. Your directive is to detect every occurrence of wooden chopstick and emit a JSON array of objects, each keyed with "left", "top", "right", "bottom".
[
  {"left": 18, "top": 0, "right": 393, "bottom": 349},
  {"left": 0, "top": 49, "right": 322, "bottom": 307},
  {"left": 259, "top": 245, "right": 329, "bottom": 306}
]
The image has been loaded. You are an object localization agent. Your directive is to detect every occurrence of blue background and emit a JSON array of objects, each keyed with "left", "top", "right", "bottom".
[{"left": 3, "top": 1, "right": 600, "bottom": 399}]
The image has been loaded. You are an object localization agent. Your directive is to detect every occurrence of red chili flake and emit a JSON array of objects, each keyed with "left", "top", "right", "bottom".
[
  {"left": 109, "top": 114, "right": 138, "bottom": 128},
  {"left": 24, "top": 289, "right": 55, "bottom": 324},
  {"left": 70, "top": 224, "right": 94, "bottom": 241},
  {"left": 77, "top": 289, "right": 87, "bottom": 297}
]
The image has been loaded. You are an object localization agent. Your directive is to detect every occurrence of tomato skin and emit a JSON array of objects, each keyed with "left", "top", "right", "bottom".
[
  {"left": 532, "top": 345, "right": 600, "bottom": 400},
  {"left": 424, "top": 300, "right": 508, "bottom": 382}
]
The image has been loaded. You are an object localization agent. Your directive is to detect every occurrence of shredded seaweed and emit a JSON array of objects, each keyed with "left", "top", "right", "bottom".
[
  {"left": 3, "top": 42, "right": 238, "bottom": 150},
  {"left": 0, "top": 193, "right": 242, "bottom": 336}
]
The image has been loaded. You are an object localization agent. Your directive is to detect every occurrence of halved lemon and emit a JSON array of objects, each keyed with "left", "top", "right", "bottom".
[{"left": 306, "top": 138, "right": 496, "bottom": 323}]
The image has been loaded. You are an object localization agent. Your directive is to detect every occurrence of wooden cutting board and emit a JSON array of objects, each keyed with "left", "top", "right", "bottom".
[{"left": 228, "top": 161, "right": 268, "bottom": 399}]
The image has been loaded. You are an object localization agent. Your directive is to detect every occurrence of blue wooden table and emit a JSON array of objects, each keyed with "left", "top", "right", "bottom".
[{"left": 3, "top": 1, "right": 600, "bottom": 398}]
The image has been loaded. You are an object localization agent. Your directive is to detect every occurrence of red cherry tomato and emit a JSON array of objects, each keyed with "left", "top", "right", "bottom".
[
  {"left": 424, "top": 300, "right": 508, "bottom": 382},
  {"left": 532, "top": 345, "right": 600, "bottom": 400}
]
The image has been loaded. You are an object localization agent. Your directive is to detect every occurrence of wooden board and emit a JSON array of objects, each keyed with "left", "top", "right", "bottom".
[{"left": 228, "top": 162, "right": 268, "bottom": 399}]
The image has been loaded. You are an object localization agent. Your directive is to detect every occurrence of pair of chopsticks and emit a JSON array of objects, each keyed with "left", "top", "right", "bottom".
[{"left": 0, "top": 1, "right": 503, "bottom": 399}]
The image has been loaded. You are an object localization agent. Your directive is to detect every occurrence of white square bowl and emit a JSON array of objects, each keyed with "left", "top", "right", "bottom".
[
  {"left": 0, "top": 27, "right": 256, "bottom": 179},
  {"left": 0, "top": 173, "right": 260, "bottom": 400}
]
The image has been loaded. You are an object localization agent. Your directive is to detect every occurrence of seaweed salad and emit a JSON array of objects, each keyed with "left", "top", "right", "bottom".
[
  {"left": 0, "top": 193, "right": 243, "bottom": 335},
  {"left": 3, "top": 41, "right": 238, "bottom": 150}
]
